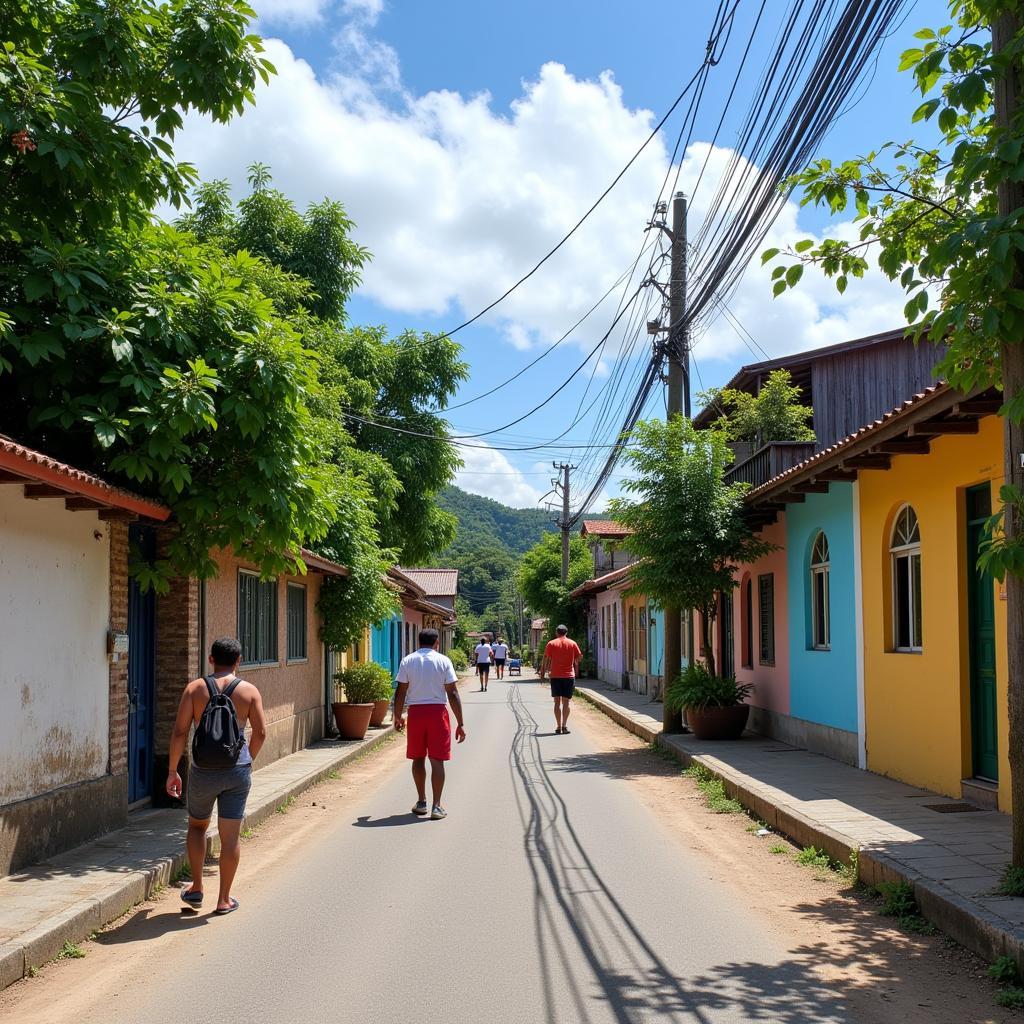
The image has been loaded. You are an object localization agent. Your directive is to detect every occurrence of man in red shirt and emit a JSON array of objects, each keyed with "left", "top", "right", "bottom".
[{"left": 538, "top": 624, "right": 582, "bottom": 735}]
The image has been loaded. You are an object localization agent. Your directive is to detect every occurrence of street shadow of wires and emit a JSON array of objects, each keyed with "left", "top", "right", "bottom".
[{"left": 543, "top": 747, "right": 683, "bottom": 782}]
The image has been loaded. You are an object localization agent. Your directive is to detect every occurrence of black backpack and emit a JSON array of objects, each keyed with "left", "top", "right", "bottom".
[{"left": 191, "top": 676, "right": 246, "bottom": 770}]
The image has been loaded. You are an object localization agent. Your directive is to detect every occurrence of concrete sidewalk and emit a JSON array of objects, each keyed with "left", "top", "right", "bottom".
[
  {"left": 0, "top": 726, "right": 395, "bottom": 991},
  {"left": 577, "top": 680, "right": 1024, "bottom": 970}
]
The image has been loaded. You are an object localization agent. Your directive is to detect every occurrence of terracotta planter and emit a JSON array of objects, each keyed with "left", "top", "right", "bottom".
[
  {"left": 369, "top": 699, "right": 390, "bottom": 728},
  {"left": 332, "top": 702, "right": 374, "bottom": 740},
  {"left": 685, "top": 703, "right": 750, "bottom": 741}
]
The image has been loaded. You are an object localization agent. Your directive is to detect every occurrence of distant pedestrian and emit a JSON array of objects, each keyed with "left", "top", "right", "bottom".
[
  {"left": 166, "top": 637, "right": 267, "bottom": 915},
  {"left": 538, "top": 624, "right": 582, "bottom": 735},
  {"left": 393, "top": 628, "right": 467, "bottom": 820},
  {"left": 492, "top": 636, "right": 509, "bottom": 679},
  {"left": 474, "top": 638, "right": 494, "bottom": 691}
]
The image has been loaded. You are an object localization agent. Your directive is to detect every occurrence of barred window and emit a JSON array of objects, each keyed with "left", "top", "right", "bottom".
[
  {"left": 239, "top": 571, "right": 278, "bottom": 665},
  {"left": 758, "top": 573, "right": 775, "bottom": 666},
  {"left": 287, "top": 582, "right": 307, "bottom": 661}
]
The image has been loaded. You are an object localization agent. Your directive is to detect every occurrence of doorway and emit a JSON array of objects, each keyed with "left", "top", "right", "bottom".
[
  {"left": 127, "top": 524, "right": 156, "bottom": 803},
  {"left": 720, "top": 589, "right": 735, "bottom": 679},
  {"left": 966, "top": 484, "right": 998, "bottom": 781}
]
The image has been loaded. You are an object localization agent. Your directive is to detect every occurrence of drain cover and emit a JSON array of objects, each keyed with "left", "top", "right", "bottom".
[{"left": 923, "top": 802, "right": 982, "bottom": 813}]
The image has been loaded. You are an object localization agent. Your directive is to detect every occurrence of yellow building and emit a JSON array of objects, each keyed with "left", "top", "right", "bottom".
[{"left": 859, "top": 408, "right": 1008, "bottom": 809}]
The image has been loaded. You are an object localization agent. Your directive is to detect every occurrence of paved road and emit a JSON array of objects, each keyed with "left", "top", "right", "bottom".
[{"left": 57, "top": 678, "right": 857, "bottom": 1024}]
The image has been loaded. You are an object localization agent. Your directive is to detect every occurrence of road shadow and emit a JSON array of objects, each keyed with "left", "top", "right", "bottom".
[
  {"left": 352, "top": 813, "right": 424, "bottom": 828},
  {"left": 90, "top": 901, "right": 210, "bottom": 947}
]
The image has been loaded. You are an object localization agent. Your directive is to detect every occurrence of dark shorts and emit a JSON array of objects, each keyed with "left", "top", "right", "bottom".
[
  {"left": 494, "top": 658, "right": 506, "bottom": 667},
  {"left": 550, "top": 678, "right": 575, "bottom": 699},
  {"left": 187, "top": 763, "right": 252, "bottom": 821},
  {"left": 477, "top": 662, "right": 490, "bottom": 675}
]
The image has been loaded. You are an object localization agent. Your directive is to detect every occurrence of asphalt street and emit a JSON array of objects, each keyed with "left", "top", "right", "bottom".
[{"left": 49, "top": 677, "right": 859, "bottom": 1024}]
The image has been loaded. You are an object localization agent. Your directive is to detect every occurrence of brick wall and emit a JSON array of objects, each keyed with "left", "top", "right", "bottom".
[
  {"left": 107, "top": 520, "right": 129, "bottom": 777},
  {"left": 153, "top": 526, "right": 200, "bottom": 804}
]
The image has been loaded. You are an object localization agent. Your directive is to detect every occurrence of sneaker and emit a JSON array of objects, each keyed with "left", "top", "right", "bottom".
[
  {"left": 412, "top": 800, "right": 428, "bottom": 816},
  {"left": 430, "top": 805, "right": 447, "bottom": 820}
]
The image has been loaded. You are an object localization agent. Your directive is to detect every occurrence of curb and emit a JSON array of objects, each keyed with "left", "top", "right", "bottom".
[
  {"left": 577, "top": 685, "right": 1024, "bottom": 972},
  {"left": 0, "top": 726, "right": 395, "bottom": 991}
]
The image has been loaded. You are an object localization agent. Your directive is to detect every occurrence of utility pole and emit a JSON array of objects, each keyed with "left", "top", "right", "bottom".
[
  {"left": 992, "top": 13, "right": 1024, "bottom": 865},
  {"left": 658, "top": 191, "right": 688, "bottom": 732},
  {"left": 553, "top": 461, "right": 576, "bottom": 584}
]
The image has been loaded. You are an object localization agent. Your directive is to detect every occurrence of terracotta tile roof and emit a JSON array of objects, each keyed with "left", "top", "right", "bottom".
[
  {"left": 569, "top": 564, "right": 632, "bottom": 599},
  {"left": 580, "top": 519, "right": 633, "bottom": 539},
  {"left": 0, "top": 436, "right": 169, "bottom": 520},
  {"left": 748, "top": 382, "right": 966, "bottom": 501},
  {"left": 397, "top": 567, "right": 459, "bottom": 597}
]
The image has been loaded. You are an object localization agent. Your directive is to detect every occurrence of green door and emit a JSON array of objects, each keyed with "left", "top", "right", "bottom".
[{"left": 967, "top": 484, "right": 998, "bottom": 781}]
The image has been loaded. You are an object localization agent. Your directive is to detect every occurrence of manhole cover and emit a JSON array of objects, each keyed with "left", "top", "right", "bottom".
[{"left": 923, "top": 802, "right": 982, "bottom": 813}]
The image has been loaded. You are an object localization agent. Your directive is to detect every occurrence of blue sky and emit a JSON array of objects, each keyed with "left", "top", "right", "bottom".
[{"left": 173, "top": 0, "right": 954, "bottom": 509}]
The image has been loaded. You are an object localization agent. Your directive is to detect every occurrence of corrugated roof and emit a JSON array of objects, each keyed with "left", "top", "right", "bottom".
[
  {"left": 387, "top": 565, "right": 427, "bottom": 597},
  {"left": 398, "top": 567, "right": 459, "bottom": 596},
  {"left": 0, "top": 436, "right": 170, "bottom": 520},
  {"left": 580, "top": 519, "right": 633, "bottom": 538}
]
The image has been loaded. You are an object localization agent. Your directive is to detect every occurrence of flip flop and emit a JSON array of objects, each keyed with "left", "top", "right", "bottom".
[
  {"left": 180, "top": 888, "right": 203, "bottom": 909},
  {"left": 214, "top": 897, "right": 239, "bottom": 915}
]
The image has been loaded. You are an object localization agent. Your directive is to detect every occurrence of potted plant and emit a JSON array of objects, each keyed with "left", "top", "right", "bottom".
[
  {"left": 333, "top": 662, "right": 393, "bottom": 739},
  {"left": 665, "top": 664, "right": 753, "bottom": 740}
]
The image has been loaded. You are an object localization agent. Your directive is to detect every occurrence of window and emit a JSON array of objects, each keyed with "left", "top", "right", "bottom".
[
  {"left": 238, "top": 570, "right": 278, "bottom": 665},
  {"left": 742, "top": 578, "right": 753, "bottom": 670},
  {"left": 286, "top": 583, "right": 307, "bottom": 661},
  {"left": 810, "top": 531, "right": 830, "bottom": 650},
  {"left": 758, "top": 573, "right": 775, "bottom": 666},
  {"left": 891, "top": 505, "right": 922, "bottom": 652}
]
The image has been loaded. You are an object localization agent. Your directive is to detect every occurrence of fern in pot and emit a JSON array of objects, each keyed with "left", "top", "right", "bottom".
[
  {"left": 333, "top": 662, "right": 394, "bottom": 739},
  {"left": 665, "top": 664, "right": 753, "bottom": 741}
]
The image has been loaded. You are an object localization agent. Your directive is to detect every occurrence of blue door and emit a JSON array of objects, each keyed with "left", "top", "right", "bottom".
[{"left": 127, "top": 524, "right": 157, "bottom": 803}]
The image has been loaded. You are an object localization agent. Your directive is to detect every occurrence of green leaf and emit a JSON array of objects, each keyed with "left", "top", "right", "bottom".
[
  {"left": 785, "top": 265, "right": 804, "bottom": 288},
  {"left": 761, "top": 247, "right": 780, "bottom": 264},
  {"left": 773, "top": 280, "right": 787, "bottom": 298},
  {"left": 794, "top": 239, "right": 814, "bottom": 254}
]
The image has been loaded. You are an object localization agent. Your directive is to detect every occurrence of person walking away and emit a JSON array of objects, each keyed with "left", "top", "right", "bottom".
[
  {"left": 394, "top": 628, "right": 467, "bottom": 820},
  {"left": 538, "top": 624, "right": 582, "bottom": 735},
  {"left": 474, "top": 638, "right": 494, "bottom": 692},
  {"left": 492, "top": 636, "right": 509, "bottom": 679},
  {"left": 167, "top": 636, "right": 267, "bottom": 915}
]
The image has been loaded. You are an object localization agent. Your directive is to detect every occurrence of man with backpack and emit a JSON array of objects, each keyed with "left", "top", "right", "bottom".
[{"left": 166, "top": 636, "right": 267, "bottom": 916}]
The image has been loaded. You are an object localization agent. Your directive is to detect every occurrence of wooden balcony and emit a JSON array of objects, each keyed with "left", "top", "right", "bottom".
[{"left": 724, "top": 441, "right": 817, "bottom": 489}]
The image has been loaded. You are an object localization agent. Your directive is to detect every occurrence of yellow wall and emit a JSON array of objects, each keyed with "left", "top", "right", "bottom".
[{"left": 859, "top": 416, "right": 1008, "bottom": 808}]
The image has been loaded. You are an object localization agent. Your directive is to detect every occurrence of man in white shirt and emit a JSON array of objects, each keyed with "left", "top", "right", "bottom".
[
  {"left": 474, "top": 639, "right": 494, "bottom": 692},
  {"left": 394, "top": 628, "right": 467, "bottom": 820},
  {"left": 492, "top": 636, "right": 510, "bottom": 679}
]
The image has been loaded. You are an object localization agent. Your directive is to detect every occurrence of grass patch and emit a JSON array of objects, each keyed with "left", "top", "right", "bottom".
[
  {"left": 796, "top": 846, "right": 833, "bottom": 871},
  {"left": 646, "top": 740, "right": 678, "bottom": 764},
  {"left": 327, "top": 770, "right": 341, "bottom": 780},
  {"left": 989, "top": 955, "right": 1019, "bottom": 985},
  {"left": 875, "top": 880, "right": 937, "bottom": 935},
  {"left": 170, "top": 863, "right": 191, "bottom": 884},
  {"left": 54, "top": 941, "right": 86, "bottom": 961},
  {"left": 996, "top": 988, "right": 1024, "bottom": 1010},
  {"left": 997, "top": 865, "right": 1024, "bottom": 897},
  {"left": 769, "top": 842, "right": 789, "bottom": 855},
  {"left": 745, "top": 820, "right": 769, "bottom": 833},
  {"left": 683, "top": 764, "right": 743, "bottom": 814},
  {"left": 241, "top": 828, "right": 255, "bottom": 840},
  {"left": 276, "top": 795, "right": 296, "bottom": 814},
  {"left": 26, "top": 965, "right": 39, "bottom": 978}
]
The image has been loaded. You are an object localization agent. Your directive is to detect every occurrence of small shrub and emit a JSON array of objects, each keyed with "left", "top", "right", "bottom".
[
  {"left": 840, "top": 848, "right": 860, "bottom": 884},
  {"left": 996, "top": 987, "right": 1024, "bottom": 1010},
  {"left": 997, "top": 865, "right": 1024, "bottom": 897},
  {"left": 448, "top": 647, "right": 468, "bottom": 672},
  {"left": 665, "top": 663, "right": 753, "bottom": 712},
  {"left": 796, "top": 846, "right": 833, "bottom": 871},
  {"left": 684, "top": 764, "right": 742, "bottom": 813},
  {"left": 55, "top": 942, "right": 85, "bottom": 961},
  {"left": 989, "top": 955, "right": 1019, "bottom": 985},
  {"left": 335, "top": 661, "right": 393, "bottom": 704},
  {"left": 276, "top": 795, "right": 296, "bottom": 814},
  {"left": 877, "top": 880, "right": 918, "bottom": 918},
  {"left": 27, "top": 965, "right": 39, "bottom": 978},
  {"left": 769, "top": 842, "right": 789, "bottom": 855},
  {"left": 171, "top": 863, "right": 191, "bottom": 884},
  {"left": 745, "top": 820, "right": 768, "bottom": 833}
]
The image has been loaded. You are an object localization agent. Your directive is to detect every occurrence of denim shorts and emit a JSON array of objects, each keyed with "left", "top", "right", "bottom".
[{"left": 187, "top": 763, "right": 252, "bottom": 821}]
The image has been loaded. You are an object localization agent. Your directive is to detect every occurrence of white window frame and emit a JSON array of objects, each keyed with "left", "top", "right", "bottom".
[
  {"left": 810, "top": 531, "right": 831, "bottom": 651},
  {"left": 890, "top": 504, "right": 923, "bottom": 653}
]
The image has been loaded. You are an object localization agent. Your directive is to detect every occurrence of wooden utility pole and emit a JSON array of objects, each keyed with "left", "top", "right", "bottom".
[
  {"left": 554, "top": 461, "right": 575, "bottom": 584},
  {"left": 662, "top": 191, "right": 688, "bottom": 732},
  {"left": 992, "top": 12, "right": 1024, "bottom": 865}
]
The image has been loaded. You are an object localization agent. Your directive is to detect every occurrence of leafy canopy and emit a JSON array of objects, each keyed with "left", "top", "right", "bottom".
[
  {"left": 699, "top": 369, "right": 815, "bottom": 445},
  {"left": 516, "top": 532, "right": 592, "bottom": 641},
  {"left": 609, "top": 416, "right": 774, "bottom": 677}
]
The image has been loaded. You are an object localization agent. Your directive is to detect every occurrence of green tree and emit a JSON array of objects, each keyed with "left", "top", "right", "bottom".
[
  {"left": 700, "top": 369, "right": 815, "bottom": 445},
  {"left": 516, "top": 532, "right": 591, "bottom": 641},
  {"left": 609, "top": 417, "right": 773, "bottom": 678},
  {"left": 761, "top": 1, "right": 1024, "bottom": 862}
]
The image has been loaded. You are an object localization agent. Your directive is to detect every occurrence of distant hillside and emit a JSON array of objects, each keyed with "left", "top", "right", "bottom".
[{"left": 435, "top": 486, "right": 555, "bottom": 557}]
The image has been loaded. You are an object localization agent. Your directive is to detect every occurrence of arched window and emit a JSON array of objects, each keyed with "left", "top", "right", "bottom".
[
  {"left": 810, "top": 531, "right": 830, "bottom": 650},
  {"left": 891, "top": 505, "right": 922, "bottom": 651}
]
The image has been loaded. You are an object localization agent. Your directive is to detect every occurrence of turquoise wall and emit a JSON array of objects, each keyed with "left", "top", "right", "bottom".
[
  {"left": 785, "top": 483, "right": 858, "bottom": 733},
  {"left": 372, "top": 613, "right": 402, "bottom": 679},
  {"left": 648, "top": 600, "right": 664, "bottom": 680}
]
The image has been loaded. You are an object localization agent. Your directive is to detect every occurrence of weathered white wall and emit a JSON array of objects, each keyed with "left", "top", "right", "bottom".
[{"left": 0, "top": 488, "right": 110, "bottom": 804}]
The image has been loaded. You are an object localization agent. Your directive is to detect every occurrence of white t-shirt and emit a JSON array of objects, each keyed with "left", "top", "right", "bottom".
[
  {"left": 474, "top": 643, "right": 493, "bottom": 664},
  {"left": 492, "top": 643, "right": 509, "bottom": 660},
  {"left": 396, "top": 648, "right": 458, "bottom": 705}
]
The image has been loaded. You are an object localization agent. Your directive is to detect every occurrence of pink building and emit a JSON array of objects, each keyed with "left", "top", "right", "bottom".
[{"left": 572, "top": 566, "right": 627, "bottom": 687}]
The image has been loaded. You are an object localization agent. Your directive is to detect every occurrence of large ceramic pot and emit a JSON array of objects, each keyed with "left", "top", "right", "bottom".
[
  {"left": 332, "top": 702, "right": 374, "bottom": 740},
  {"left": 369, "top": 699, "right": 390, "bottom": 728},
  {"left": 685, "top": 703, "right": 750, "bottom": 741}
]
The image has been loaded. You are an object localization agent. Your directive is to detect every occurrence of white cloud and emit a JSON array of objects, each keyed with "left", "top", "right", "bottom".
[
  {"left": 254, "top": 0, "right": 332, "bottom": 28},
  {"left": 169, "top": 24, "right": 909, "bottom": 384},
  {"left": 453, "top": 444, "right": 547, "bottom": 508}
]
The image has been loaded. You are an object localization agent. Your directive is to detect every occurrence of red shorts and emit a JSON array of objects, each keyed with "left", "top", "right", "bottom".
[{"left": 406, "top": 705, "right": 452, "bottom": 761}]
